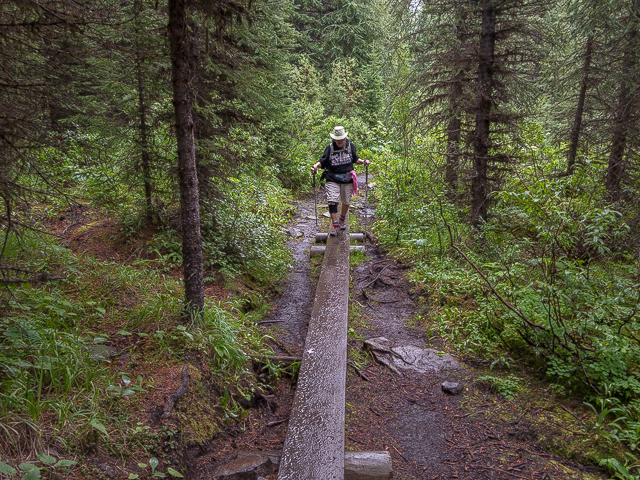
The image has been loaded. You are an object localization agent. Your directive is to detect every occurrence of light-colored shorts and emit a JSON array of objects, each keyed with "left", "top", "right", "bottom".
[{"left": 325, "top": 181, "right": 353, "bottom": 205}]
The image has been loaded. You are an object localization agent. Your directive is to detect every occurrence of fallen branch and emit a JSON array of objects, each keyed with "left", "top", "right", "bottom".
[
  {"left": 454, "top": 410, "right": 486, "bottom": 419},
  {"left": 254, "top": 355, "right": 302, "bottom": 366},
  {"left": 257, "top": 320, "right": 285, "bottom": 325},
  {"left": 478, "top": 465, "right": 535, "bottom": 480},
  {"left": 62, "top": 221, "right": 80, "bottom": 235},
  {"left": 0, "top": 274, "right": 67, "bottom": 284},
  {"left": 256, "top": 391, "right": 275, "bottom": 403},
  {"left": 161, "top": 365, "right": 189, "bottom": 420},
  {"left": 115, "top": 340, "right": 141, "bottom": 358},
  {"left": 512, "top": 407, "right": 530, "bottom": 425},
  {"left": 268, "top": 338, "right": 296, "bottom": 356},
  {"left": 392, "top": 445, "right": 408, "bottom": 462},
  {"left": 347, "top": 360, "right": 370, "bottom": 381},
  {"left": 558, "top": 404, "right": 583, "bottom": 423},
  {"left": 267, "top": 418, "right": 288, "bottom": 427},
  {"left": 515, "top": 446, "right": 551, "bottom": 458},
  {"left": 362, "top": 265, "right": 389, "bottom": 289},
  {"left": 370, "top": 406, "right": 383, "bottom": 417}
]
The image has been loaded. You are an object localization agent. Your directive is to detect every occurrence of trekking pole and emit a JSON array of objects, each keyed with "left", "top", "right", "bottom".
[
  {"left": 312, "top": 170, "right": 318, "bottom": 227},
  {"left": 364, "top": 162, "right": 369, "bottom": 244}
]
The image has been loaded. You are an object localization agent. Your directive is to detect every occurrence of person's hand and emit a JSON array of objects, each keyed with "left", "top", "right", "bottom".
[
  {"left": 311, "top": 164, "right": 318, "bottom": 174},
  {"left": 364, "top": 159, "right": 371, "bottom": 166}
]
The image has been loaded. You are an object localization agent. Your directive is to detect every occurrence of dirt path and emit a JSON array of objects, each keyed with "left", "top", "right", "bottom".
[
  {"left": 191, "top": 176, "right": 606, "bottom": 480},
  {"left": 260, "top": 197, "right": 320, "bottom": 354}
]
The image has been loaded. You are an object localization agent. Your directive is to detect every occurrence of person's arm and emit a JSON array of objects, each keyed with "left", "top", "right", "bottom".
[
  {"left": 311, "top": 146, "right": 330, "bottom": 173},
  {"left": 352, "top": 143, "right": 370, "bottom": 166}
]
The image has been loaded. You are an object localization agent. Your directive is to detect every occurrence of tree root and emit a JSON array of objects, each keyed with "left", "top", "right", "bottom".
[{"left": 161, "top": 365, "right": 189, "bottom": 420}]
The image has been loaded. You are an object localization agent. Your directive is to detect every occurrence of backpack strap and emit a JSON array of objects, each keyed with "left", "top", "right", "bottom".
[{"left": 329, "top": 139, "right": 350, "bottom": 161}]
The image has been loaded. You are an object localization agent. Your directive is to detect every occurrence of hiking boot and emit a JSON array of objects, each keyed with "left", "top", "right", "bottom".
[
  {"left": 339, "top": 214, "right": 347, "bottom": 230},
  {"left": 329, "top": 222, "right": 339, "bottom": 236}
]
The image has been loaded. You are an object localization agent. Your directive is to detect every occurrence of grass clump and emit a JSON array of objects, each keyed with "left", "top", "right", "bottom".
[{"left": 0, "top": 229, "right": 273, "bottom": 475}]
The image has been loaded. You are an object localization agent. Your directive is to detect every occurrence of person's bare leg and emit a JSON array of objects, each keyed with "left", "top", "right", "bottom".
[{"left": 340, "top": 203, "right": 349, "bottom": 217}]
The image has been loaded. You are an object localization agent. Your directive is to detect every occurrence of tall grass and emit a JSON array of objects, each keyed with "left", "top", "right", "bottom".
[{"left": 0, "top": 231, "right": 266, "bottom": 468}]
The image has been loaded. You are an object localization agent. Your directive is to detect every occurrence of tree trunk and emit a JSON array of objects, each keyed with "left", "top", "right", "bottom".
[
  {"left": 471, "top": 0, "right": 496, "bottom": 227},
  {"left": 168, "top": 0, "right": 205, "bottom": 313},
  {"left": 136, "top": 57, "right": 153, "bottom": 217},
  {"left": 445, "top": 110, "right": 461, "bottom": 194},
  {"left": 134, "top": 0, "right": 153, "bottom": 219},
  {"left": 445, "top": 16, "right": 467, "bottom": 197},
  {"left": 566, "top": 36, "right": 593, "bottom": 175},
  {"left": 606, "top": 2, "right": 637, "bottom": 201}
]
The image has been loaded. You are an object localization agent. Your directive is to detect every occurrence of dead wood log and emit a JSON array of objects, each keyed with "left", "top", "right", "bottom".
[
  {"left": 0, "top": 273, "right": 67, "bottom": 284},
  {"left": 364, "top": 230, "right": 376, "bottom": 243},
  {"left": 161, "top": 365, "right": 189, "bottom": 419},
  {"left": 362, "top": 266, "right": 389, "bottom": 289}
]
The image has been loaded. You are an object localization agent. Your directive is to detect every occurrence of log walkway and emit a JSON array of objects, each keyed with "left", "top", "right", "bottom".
[{"left": 278, "top": 217, "right": 351, "bottom": 480}]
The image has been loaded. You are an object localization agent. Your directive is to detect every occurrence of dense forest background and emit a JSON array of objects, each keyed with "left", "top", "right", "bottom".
[{"left": 1, "top": 0, "right": 640, "bottom": 478}]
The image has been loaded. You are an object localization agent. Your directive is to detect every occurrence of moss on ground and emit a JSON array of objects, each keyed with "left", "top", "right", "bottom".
[{"left": 174, "top": 365, "right": 223, "bottom": 443}]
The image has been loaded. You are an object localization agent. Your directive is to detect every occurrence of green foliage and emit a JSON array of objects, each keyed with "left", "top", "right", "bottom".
[
  {"left": 201, "top": 172, "right": 293, "bottom": 285},
  {"left": 600, "top": 453, "right": 640, "bottom": 480},
  {"left": 0, "top": 230, "right": 271, "bottom": 466},
  {"left": 292, "top": 0, "right": 385, "bottom": 70},
  {"left": 373, "top": 126, "right": 640, "bottom": 469},
  {"left": 476, "top": 375, "right": 522, "bottom": 400},
  {"left": 128, "top": 456, "right": 183, "bottom": 478},
  {"left": 0, "top": 457, "right": 77, "bottom": 479}
]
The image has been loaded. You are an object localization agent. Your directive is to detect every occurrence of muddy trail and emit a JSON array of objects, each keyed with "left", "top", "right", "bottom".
[{"left": 189, "top": 175, "right": 606, "bottom": 480}]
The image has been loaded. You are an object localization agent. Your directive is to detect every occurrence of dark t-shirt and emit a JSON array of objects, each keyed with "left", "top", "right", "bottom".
[{"left": 319, "top": 140, "right": 360, "bottom": 183}]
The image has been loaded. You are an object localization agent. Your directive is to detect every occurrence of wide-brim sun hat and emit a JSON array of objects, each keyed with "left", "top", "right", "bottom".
[{"left": 330, "top": 126, "right": 349, "bottom": 140}]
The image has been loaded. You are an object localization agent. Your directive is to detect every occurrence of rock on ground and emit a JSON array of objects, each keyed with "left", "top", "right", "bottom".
[
  {"left": 212, "top": 451, "right": 280, "bottom": 480},
  {"left": 288, "top": 228, "right": 303, "bottom": 238},
  {"left": 391, "top": 345, "right": 461, "bottom": 374},
  {"left": 213, "top": 451, "right": 392, "bottom": 480},
  {"left": 441, "top": 381, "right": 464, "bottom": 395}
]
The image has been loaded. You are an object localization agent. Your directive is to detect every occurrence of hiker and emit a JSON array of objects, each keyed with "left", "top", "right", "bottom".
[{"left": 310, "top": 126, "right": 371, "bottom": 236}]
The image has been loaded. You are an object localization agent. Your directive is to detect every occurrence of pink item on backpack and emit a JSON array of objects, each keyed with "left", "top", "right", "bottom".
[{"left": 351, "top": 170, "right": 358, "bottom": 196}]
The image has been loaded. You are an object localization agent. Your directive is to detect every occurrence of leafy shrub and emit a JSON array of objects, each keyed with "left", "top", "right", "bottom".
[
  {"left": 372, "top": 129, "right": 640, "bottom": 464},
  {"left": 200, "top": 171, "right": 292, "bottom": 284}
]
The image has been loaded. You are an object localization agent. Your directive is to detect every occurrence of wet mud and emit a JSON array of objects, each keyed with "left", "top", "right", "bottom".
[{"left": 259, "top": 196, "right": 321, "bottom": 353}]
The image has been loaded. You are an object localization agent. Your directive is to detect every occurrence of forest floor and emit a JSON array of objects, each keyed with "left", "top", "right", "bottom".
[
  {"left": 185, "top": 174, "right": 610, "bottom": 480},
  {"left": 37, "top": 178, "right": 615, "bottom": 480}
]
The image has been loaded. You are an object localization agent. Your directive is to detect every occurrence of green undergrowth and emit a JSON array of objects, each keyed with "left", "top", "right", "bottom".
[
  {"left": 349, "top": 249, "right": 368, "bottom": 267},
  {"left": 133, "top": 171, "right": 294, "bottom": 287},
  {"left": 461, "top": 367, "right": 620, "bottom": 478},
  {"left": 0, "top": 232, "right": 284, "bottom": 477},
  {"left": 370, "top": 130, "right": 640, "bottom": 478}
]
